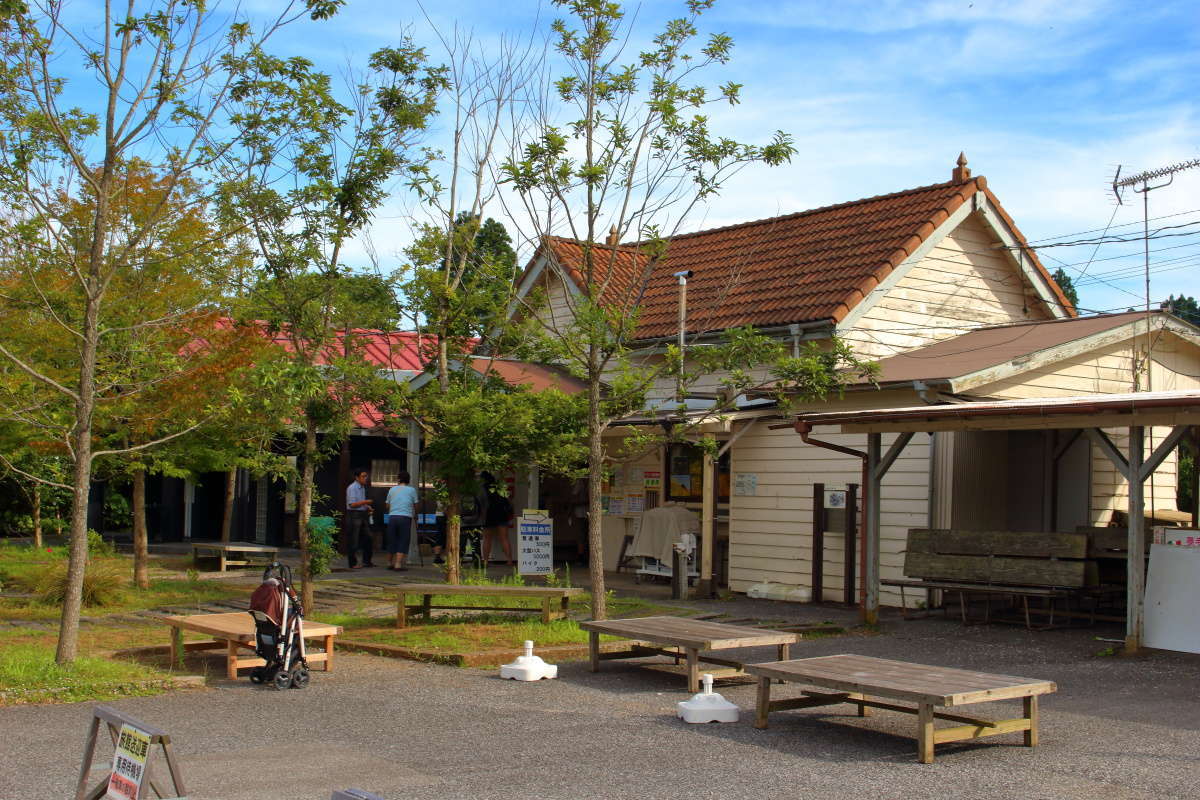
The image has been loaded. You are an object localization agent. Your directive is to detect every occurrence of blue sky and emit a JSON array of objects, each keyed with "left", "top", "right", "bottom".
[{"left": 93, "top": 1, "right": 1200, "bottom": 314}]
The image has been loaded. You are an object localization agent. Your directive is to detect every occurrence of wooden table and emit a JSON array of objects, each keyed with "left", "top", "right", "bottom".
[
  {"left": 578, "top": 616, "right": 798, "bottom": 693},
  {"left": 394, "top": 583, "right": 585, "bottom": 627},
  {"left": 190, "top": 541, "right": 279, "bottom": 572},
  {"left": 746, "top": 654, "right": 1056, "bottom": 763},
  {"left": 161, "top": 612, "right": 342, "bottom": 680}
]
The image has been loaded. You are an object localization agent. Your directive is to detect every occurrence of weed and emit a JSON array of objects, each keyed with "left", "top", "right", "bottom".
[
  {"left": 185, "top": 568, "right": 200, "bottom": 583},
  {"left": 87, "top": 529, "right": 116, "bottom": 558}
]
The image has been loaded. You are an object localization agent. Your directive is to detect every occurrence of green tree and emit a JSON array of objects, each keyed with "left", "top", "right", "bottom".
[
  {"left": 0, "top": 1, "right": 339, "bottom": 664},
  {"left": 1165, "top": 295, "right": 1200, "bottom": 326},
  {"left": 501, "top": 0, "right": 809, "bottom": 617},
  {"left": 216, "top": 38, "right": 444, "bottom": 608},
  {"left": 1052, "top": 268, "right": 1079, "bottom": 310}
]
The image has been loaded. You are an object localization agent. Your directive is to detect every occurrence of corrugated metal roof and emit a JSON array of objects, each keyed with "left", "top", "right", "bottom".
[{"left": 868, "top": 311, "right": 1156, "bottom": 385}]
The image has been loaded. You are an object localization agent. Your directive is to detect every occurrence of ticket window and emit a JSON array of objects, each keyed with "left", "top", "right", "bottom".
[{"left": 665, "top": 444, "right": 730, "bottom": 503}]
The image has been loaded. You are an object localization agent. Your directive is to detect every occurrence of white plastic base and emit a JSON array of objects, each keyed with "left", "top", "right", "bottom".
[
  {"left": 677, "top": 674, "right": 740, "bottom": 723},
  {"left": 500, "top": 641, "right": 558, "bottom": 681}
]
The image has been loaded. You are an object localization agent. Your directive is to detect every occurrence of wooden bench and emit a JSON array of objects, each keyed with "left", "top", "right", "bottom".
[
  {"left": 578, "top": 616, "right": 798, "bottom": 693},
  {"left": 393, "top": 583, "right": 585, "bottom": 627},
  {"left": 190, "top": 541, "right": 279, "bottom": 572},
  {"left": 161, "top": 612, "right": 342, "bottom": 680},
  {"left": 747, "top": 654, "right": 1056, "bottom": 763},
  {"left": 882, "top": 529, "right": 1098, "bottom": 628}
]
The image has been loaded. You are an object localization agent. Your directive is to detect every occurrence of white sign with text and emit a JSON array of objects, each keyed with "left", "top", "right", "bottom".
[{"left": 518, "top": 510, "right": 553, "bottom": 576}]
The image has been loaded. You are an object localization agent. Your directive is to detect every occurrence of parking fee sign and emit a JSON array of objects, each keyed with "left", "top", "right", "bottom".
[
  {"left": 106, "top": 724, "right": 151, "bottom": 800},
  {"left": 518, "top": 510, "right": 553, "bottom": 575}
]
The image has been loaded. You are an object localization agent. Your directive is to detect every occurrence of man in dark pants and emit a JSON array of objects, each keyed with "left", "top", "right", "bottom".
[{"left": 345, "top": 469, "right": 374, "bottom": 569}]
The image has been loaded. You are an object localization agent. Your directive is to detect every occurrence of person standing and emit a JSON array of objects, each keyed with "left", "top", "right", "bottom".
[
  {"left": 385, "top": 471, "right": 418, "bottom": 571},
  {"left": 481, "top": 475, "right": 515, "bottom": 567},
  {"left": 345, "top": 469, "right": 374, "bottom": 569}
]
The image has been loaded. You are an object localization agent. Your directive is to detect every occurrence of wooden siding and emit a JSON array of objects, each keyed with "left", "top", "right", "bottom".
[
  {"left": 841, "top": 214, "right": 1052, "bottom": 359},
  {"left": 975, "top": 331, "right": 1200, "bottom": 524},
  {"left": 727, "top": 389, "right": 930, "bottom": 606}
]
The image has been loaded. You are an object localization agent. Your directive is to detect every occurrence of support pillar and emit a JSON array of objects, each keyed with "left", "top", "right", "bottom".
[
  {"left": 699, "top": 450, "right": 716, "bottom": 598},
  {"left": 864, "top": 433, "right": 881, "bottom": 625},
  {"left": 1126, "top": 426, "right": 1145, "bottom": 654},
  {"left": 407, "top": 420, "right": 422, "bottom": 563}
]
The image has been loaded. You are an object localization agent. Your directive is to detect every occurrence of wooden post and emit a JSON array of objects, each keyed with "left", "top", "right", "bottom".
[
  {"left": 754, "top": 677, "right": 771, "bottom": 729},
  {"left": 1126, "top": 426, "right": 1145, "bottom": 654},
  {"left": 396, "top": 593, "right": 408, "bottom": 628},
  {"left": 917, "top": 703, "right": 935, "bottom": 764},
  {"left": 1023, "top": 695, "right": 1039, "bottom": 747},
  {"left": 686, "top": 647, "right": 700, "bottom": 693},
  {"left": 811, "top": 483, "right": 824, "bottom": 603},
  {"left": 844, "top": 483, "right": 858, "bottom": 605},
  {"left": 588, "top": 631, "right": 600, "bottom": 673},
  {"left": 541, "top": 597, "right": 552, "bottom": 624},
  {"left": 324, "top": 634, "right": 334, "bottom": 672},
  {"left": 865, "top": 434, "right": 882, "bottom": 625},
  {"left": 170, "top": 623, "right": 183, "bottom": 671},
  {"left": 699, "top": 450, "right": 716, "bottom": 598},
  {"left": 226, "top": 640, "right": 239, "bottom": 680}
]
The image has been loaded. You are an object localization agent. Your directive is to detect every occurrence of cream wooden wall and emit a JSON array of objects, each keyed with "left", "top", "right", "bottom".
[
  {"left": 975, "top": 330, "right": 1200, "bottom": 521},
  {"left": 840, "top": 214, "right": 1053, "bottom": 359}
]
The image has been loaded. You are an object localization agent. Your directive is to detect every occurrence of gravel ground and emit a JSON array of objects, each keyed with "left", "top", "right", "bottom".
[{"left": 3, "top": 603, "right": 1199, "bottom": 799}]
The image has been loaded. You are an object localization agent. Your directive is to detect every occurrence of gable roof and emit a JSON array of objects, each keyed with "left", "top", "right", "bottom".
[
  {"left": 528, "top": 164, "right": 1074, "bottom": 340},
  {"left": 863, "top": 310, "right": 1200, "bottom": 392}
]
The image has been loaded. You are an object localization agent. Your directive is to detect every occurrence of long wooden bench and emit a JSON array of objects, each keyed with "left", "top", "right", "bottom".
[
  {"left": 747, "top": 654, "right": 1056, "bottom": 763},
  {"left": 883, "top": 529, "right": 1102, "bottom": 628},
  {"left": 191, "top": 541, "right": 279, "bottom": 572},
  {"left": 393, "top": 583, "right": 585, "bottom": 627},
  {"left": 578, "top": 616, "right": 797, "bottom": 692},
  {"left": 161, "top": 612, "right": 341, "bottom": 680}
]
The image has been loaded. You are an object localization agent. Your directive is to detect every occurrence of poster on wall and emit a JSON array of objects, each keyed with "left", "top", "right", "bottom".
[
  {"left": 734, "top": 473, "right": 757, "bottom": 496},
  {"left": 626, "top": 494, "right": 644, "bottom": 514},
  {"left": 517, "top": 510, "right": 553, "bottom": 576},
  {"left": 643, "top": 471, "right": 661, "bottom": 489}
]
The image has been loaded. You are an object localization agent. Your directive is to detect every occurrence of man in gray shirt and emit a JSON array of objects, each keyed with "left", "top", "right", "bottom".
[{"left": 345, "top": 469, "right": 374, "bottom": 569}]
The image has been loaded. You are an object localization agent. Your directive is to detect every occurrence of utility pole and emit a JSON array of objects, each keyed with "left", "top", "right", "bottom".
[
  {"left": 1112, "top": 158, "right": 1200, "bottom": 391},
  {"left": 1112, "top": 158, "right": 1200, "bottom": 516}
]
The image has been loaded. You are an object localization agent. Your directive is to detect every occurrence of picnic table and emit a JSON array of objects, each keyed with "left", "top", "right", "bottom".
[
  {"left": 190, "top": 541, "right": 279, "bottom": 572},
  {"left": 161, "top": 612, "right": 342, "bottom": 680},
  {"left": 578, "top": 616, "right": 798, "bottom": 693},
  {"left": 393, "top": 583, "right": 585, "bottom": 627},
  {"left": 745, "top": 654, "right": 1056, "bottom": 763}
]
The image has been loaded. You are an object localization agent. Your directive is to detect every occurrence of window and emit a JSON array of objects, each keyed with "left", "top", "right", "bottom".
[
  {"left": 665, "top": 444, "right": 730, "bottom": 503},
  {"left": 371, "top": 458, "right": 402, "bottom": 486}
]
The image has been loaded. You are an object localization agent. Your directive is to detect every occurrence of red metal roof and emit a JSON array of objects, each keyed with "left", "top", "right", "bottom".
[
  {"left": 535, "top": 171, "right": 1073, "bottom": 340},
  {"left": 468, "top": 358, "right": 588, "bottom": 395}
]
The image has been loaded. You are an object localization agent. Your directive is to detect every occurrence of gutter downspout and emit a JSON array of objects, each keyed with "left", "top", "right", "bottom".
[{"left": 794, "top": 420, "right": 868, "bottom": 607}]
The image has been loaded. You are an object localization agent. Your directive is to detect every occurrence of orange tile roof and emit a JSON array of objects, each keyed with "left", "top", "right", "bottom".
[{"left": 536, "top": 173, "right": 1073, "bottom": 340}]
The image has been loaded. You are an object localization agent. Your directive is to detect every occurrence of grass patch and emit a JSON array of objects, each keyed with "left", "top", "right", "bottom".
[
  {"left": 0, "top": 541, "right": 244, "bottom": 621},
  {"left": 0, "top": 643, "right": 176, "bottom": 706}
]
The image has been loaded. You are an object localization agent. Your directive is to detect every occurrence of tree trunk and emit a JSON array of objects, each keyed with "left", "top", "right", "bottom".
[
  {"left": 298, "top": 418, "right": 317, "bottom": 611},
  {"left": 131, "top": 467, "right": 149, "bottom": 589},
  {"left": 220, "top": 469, "right": 235, "bottom": 543},
  {"left": 31, "top": 485, "right": 42, "bottom": 550},
  {"left": 57, "top": 317, "right": 99, "bottom": 665},
  {"left": 586, "top": 351, "right": 607, "bottom": 620},
  {"left": 445, "top": 481, "right": 462, "bottom": 584}
]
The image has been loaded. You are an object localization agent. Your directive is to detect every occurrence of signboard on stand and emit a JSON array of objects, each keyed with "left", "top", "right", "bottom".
[
  {"left": 105, "top": 725, "right": 151, "bottom": 800},
  {"left": 518, "top": 510, "right": 553, "bottom": 576}
]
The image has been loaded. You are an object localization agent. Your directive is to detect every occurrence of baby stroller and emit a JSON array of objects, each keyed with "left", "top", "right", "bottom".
[{"left": 248, "top": 562, "right": 310, "bottom": 690}]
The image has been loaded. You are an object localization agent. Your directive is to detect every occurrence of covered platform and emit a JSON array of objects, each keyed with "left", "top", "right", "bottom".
[{"left": 794, "top": 389, "right": 1200, "bottom": 652}]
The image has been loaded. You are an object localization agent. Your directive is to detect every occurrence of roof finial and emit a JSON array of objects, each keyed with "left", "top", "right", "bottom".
[
  {"left": 952, "top": 152, "right": 971, "bottom": 183},
  {"left": 606, "top": 225, "right": 620, "bottom": 246}
]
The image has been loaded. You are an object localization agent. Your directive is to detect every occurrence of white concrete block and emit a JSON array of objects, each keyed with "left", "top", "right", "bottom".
[
  {"left": 677, "top": 673, "right": 739, "bottom": 723},
  {"left": 500, "top": 640, "right": 558, "bottom": 681}
]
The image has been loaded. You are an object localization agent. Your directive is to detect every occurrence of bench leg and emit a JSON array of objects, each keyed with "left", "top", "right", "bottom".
[
  {"left": 324, "top": 634, "right": 334, "bottom": 672},
  {"left": 685, "top": 648, "right": 699, "bottom": 693},
  {"left": 589, "top": 631, "right": 600, "bottom": 673},
  {"left": 561, "top": 596, "right": 569, "bottom": 618},
  {"left": 396, "top": 594, "right": 408, "bottom": 628},
  {"left": 422, "top": 594, "right": 432, "bottom": 620},
  {"left": 226, "top": 639, "right": 239, "bottom": 680},
  {"left": 542, "top": 597, "right": 552, "bottom": 624},
  {"left": 1023, "top": 695, "right": 1038, "bottom": 747},
  {"left": 853, "top": 692, "right": 870, "bottom": 717},
  {"left": 917, "top": 703, "right": 935, "bottom": 764},
  {"left": 169, "top": 627, "right": 183, "bottom": 669},
  {"left": 777, "top": 642, "right": 790, "bottom": 661},
  {"left": 755, "top": 676, "right": 771, "bottom": 729}
]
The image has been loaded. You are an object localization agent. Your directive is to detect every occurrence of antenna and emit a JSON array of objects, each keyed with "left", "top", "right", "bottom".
[{"left": 1111, "top": 158, "right": 1200, "bottom": 391}]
